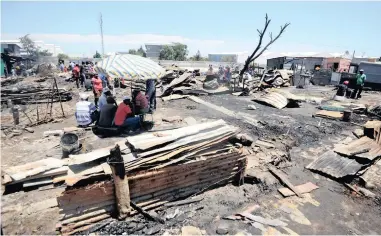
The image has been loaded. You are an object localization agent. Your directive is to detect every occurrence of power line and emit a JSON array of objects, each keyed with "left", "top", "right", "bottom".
[{"left": 99, "top": 13, "right": 105, "bottom": 56}]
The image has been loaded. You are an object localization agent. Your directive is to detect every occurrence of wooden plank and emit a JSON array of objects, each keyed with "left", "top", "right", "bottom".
[
  {"left": 278, "top": 182, "right": 319, "bottom": 197},
  {"left": 334, "top": 136, "right": 381, "bottom": 161},
  {"left": 128, "top": 152, "right": 243, "bottom": 182},
  {"left": 109, "top": 145, "right": 131, "bottom": 219},
  {"left": 138, "top": 125, "right": 237, "bottom": 158},
  {"left": 161, "top": 94, "right": 189, "bottom": 101},
  {"left": 4, "top": 158, "right": 65, "bottom": 181},
  {"left": 129, "top": 161, "right": 242, "bottom": 194},
  {"left": 61, "top": 205, "right": 114, "bottom": 225},
  {"left": 6, "top": 166, "right": 68, "bottom": 185},
  {"left": 68, "top": 140, "right": 128, "bottom": 165},
  {"left": 127, "top": 120, "right": 227, "bottom": 151},
  {"left": 152, "top": 133, "right": 235, "bottom": 169},
  {"left": 314, "top": 110, "right": 343, "bottom": 120},
  {"left": 127, "top": 119, "right": 225, "bottom": 144},
  {"left": 268, "top": 166, "right": 302, "bottom": 198},
  {"left": 188, "top": 96, "right": 258, "bottom": 126},
  {"left": 60, "top": 200, "right": 115, "bottom": 219}
]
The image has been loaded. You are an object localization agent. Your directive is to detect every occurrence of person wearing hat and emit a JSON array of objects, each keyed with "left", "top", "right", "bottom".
[
  {"left": 98, "top": 87, "right": 114, "bottom": 111},
  {"left": 352, "top": 69, "right": 366, "bottom": 99},
  {"left": 114, "top": 96, "right": 141, "bottom": 131},
  {"left": 75, "top": 93, "right": 98, "bottom": 127}
]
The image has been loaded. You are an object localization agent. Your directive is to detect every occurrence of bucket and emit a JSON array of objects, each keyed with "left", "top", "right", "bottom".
[
  {"left": 342, "top": 110, "right": 352, "bottom": 122},
  {"left": 60, "top": 133, "right": 79, "bottom": 158}
]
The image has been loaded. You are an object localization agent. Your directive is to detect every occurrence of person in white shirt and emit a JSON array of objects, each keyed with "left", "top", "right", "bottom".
[{"left": 75, "top": 93, "right": 98, "bottom": 127}]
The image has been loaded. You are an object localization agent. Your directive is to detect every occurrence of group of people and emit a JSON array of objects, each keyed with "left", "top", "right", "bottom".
[
  {"left": 75, "top": 76, "right": 157, "bottom": 133},
  {"left": 336, "top": 69, "right": 367, "bottom": 99}
]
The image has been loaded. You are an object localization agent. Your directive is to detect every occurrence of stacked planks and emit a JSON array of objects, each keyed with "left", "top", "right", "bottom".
[
  {"left": 56, "top": 120, "right": 246, "bottom": 234},
  {"left": 57, "top": 151, "right": 246, "bottom": 234},
  {"left": 2, "top": 158, "right": 69, "bottom": 188}
]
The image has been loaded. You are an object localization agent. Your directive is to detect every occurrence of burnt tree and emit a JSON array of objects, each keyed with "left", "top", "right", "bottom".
[{"left": 239, "top": 14, "right": 290, "bottom": 77}]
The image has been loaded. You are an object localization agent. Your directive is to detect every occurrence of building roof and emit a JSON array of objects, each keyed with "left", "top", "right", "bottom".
[{"left": 1, "top": 40, "right": 22, "bottom": 48}]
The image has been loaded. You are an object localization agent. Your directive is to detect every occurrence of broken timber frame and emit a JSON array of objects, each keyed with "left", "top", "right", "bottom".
[{"left": 109, "top": 144, "right": 131, "bottom": 219}]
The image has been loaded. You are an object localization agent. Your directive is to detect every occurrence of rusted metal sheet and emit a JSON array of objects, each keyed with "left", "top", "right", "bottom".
[
  {"left": 360, "top": 161, "right": 381, "bottom": 190},
  {"left": 306, "top": 150, "right": 364, "bottom": 178},
  {"left": 334, "top": 136, "right": 381, "bottom": 161},
  {"left": 254, "top": 92, "right": 288, "bottom": 109}
]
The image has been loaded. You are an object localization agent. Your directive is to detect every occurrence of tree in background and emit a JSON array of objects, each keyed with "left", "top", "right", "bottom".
[
  {"left": 128, "top": 49, "right": 137, "bottom": 55},
  {"left": 19, "top": 34, "right": 37, "bottom": 57},
  {"left": 93, "top": 51, "right": 102, "bottom": 58},
  {"left": 137, "top": 46, "right": 146, "bottom": 57},
  {"left": 57, "top": 53, "right": 69, "bottom": 61},
  {"left": 19, "top": 34, "right": 53, "bottom": 57},
  {"left": 159, "top": 43, "right": 188, "bottom": 61},
  {"left": 189, "top": 50, "right": 208, "bottom": 61},
  {"left": 128, "top": 46, "right": 146, "bottom": 57},
  {"left": 159, "top": 45, "right": 175, "bottom": 60}
]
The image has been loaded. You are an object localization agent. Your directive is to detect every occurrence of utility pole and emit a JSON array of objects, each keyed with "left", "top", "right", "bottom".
[
  {"left": 352, "top": 50, "right": 355, "bottom": 60},
  {"left": 99, "top": 13, "right": 105, "bottom": 57}
]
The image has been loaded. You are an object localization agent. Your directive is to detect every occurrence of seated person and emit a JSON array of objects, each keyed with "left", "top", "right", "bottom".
[
  {"left": 98, "top": 87, "right": 113, "bottom": 111},
  {"left": 114, "top": 96, "right": 141, "bottom": 130},
  {"left": 75, "top": 93, "right": 98, "bottom": 127},
  {"left": 336, "top": 80, "right": 349, "bottom": 97},
  {"left": 132, "top": 89, "right": 149, "bottom": 115},
  {"left": 98, "top": 96, "right": 117, "bottom": 128}
]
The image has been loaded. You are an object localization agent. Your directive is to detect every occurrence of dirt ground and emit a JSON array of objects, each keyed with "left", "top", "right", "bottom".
[{"left": 1, "top": 79, "right": 381, "bottom": 235}]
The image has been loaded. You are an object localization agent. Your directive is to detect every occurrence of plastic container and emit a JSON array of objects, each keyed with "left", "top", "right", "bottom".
[{"left": 60, "top": 133, "right": 79, "bottom": 158}]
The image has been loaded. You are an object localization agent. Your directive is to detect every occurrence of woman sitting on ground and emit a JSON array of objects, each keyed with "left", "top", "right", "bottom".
[{"left": 114, "top": 96, "right": 141, "bottom": 131}]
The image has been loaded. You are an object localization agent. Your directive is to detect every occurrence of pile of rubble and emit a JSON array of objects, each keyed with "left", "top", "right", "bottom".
[
  {"left": 1, "top": 120, "right": 248, "bottom": 235},
  {"left": 306, "top": 120, "right": 381, "bottom": 195}
]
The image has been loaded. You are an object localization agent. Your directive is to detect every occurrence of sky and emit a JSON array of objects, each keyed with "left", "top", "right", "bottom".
[{"left": 1, "top": 1, "right": 381, "bottom": 63}]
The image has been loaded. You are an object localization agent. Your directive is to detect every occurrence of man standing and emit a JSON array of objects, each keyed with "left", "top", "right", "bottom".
[
  {"left": 79, "top": 62, "right": 86, "bottom": 88},
  {"left": 352, "top": 69, "right": 366, "bottom": 99},
  {"left": 145, "top": 79, "right": 156, "bottom": 113},
  {"left": 72, "top": 64, "right": 80, "bottom": 88}
]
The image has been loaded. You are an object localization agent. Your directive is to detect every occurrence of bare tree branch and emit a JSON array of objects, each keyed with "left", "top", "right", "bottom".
[
  {"left": 250, "top": 23, "right": 290, "bottom": 63},
  {"left": 239, "top": 14, "right": 290, "bottom": 76},
  {"left": 240, "top": 14, "right": 271, "bottom": 76}
]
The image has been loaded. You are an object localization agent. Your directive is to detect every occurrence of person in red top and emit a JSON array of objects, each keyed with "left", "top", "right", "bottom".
[
  {"left": 132, "top": 89, "right": 149, "bottom": 114},
  {"left": 91, "top": 75, "right": 103, "bottom": 107},
  {"left": 114, "top": 96, "right": 141, "bottom": 130},
  {"left": 72, "top": 64, "right": 80, "bottom": 88}
]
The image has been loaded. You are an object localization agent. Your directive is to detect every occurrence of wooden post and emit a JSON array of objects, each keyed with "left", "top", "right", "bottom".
[
  {"left": 54, "top": 77, "right": 65, "bottom": 117},
  {"left": 109, "top": 144, "right": 131, "bottom": 219},
  {"left": 12, "top": 105, "right": 20, "bottom": 125}
]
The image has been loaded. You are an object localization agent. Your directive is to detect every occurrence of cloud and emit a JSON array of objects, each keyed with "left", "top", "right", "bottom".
[{"left": 1, "top": 33, "right": 225, "bottom": 56}]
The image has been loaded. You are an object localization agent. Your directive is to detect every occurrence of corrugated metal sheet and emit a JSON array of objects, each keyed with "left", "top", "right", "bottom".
[
  {"left": 306, "top": 150, "right": 364, "bottom": 178},
  {"left": 254, "top": 92, "right": 288, "bottom": 109},
  {"left": 334, "top": 137, "right": 381, "bottom": 161}
]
